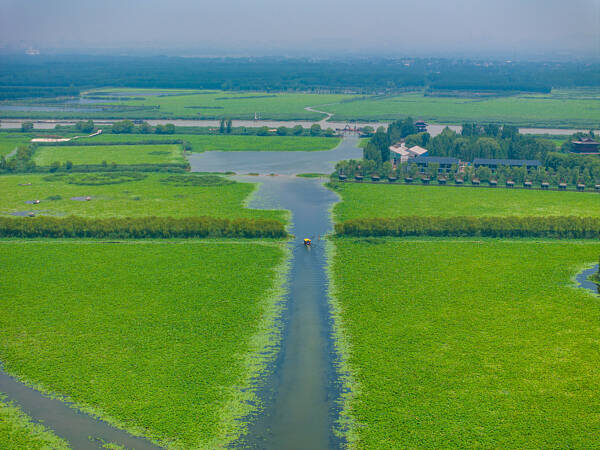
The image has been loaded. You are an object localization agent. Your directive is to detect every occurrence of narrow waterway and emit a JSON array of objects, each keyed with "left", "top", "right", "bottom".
[
  {"left": 2, "top": 118, "right": 596, "bottom": 137},
  {"left": 0, "top": 368, "right": 161, "bottom": 449},
  {"left": 234, "top": 176, "right": 342, "bottom": 449},
  {"left": 189, "top": 137, "right": 362, "bottom": 448},
  {"left": 576, "top": 264, "right": 599, "bottom": 295}
]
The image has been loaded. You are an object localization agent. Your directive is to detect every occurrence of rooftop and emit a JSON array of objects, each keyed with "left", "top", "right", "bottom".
[
  {"left": 410, "top": 156, "right": 459, "bottom": 165},
  {"left": 473, "top": 158, "right": 541, "bottom": 167}
]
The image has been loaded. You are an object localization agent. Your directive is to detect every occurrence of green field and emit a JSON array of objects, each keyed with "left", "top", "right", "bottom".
[
  {"left": 331, "top": 183, "right": 600, "bottom": 221},
  {"left": 80, "top": 89, "right": 356, "bottom": 120},
  {"left": 325, "top": 89, "right": 600, "bottom": 128},
  {"left": 87, "top": 134, "right": 341, "bottom": 152},
  {"left": 33, "top": 144, "right": 185, "bottom": 166},
  {"left": 3, "top": 88, "right": 599, "bottom": 127},
  {"left": 0, "top": 134, "right": 31, "bottom": 157},
  {"left": 0, "top": 173, "right": 285, "bottom": 222},
  {"left": 0, "top": 241, "right": 287, "bottom": 448},
  {"left": 332, "top": 239, "right": 600, "bottom": 447},
  {"left": 0, "top": 394, "right": 69, "bottom": 449}
]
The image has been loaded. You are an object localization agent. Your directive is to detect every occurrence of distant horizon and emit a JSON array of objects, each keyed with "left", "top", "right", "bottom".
[
  {"left": 1, "top": 0, "right": 598, "bottom": 61},
  {"left": 1, "top": 48, "right": 598, "bottom": 63}
]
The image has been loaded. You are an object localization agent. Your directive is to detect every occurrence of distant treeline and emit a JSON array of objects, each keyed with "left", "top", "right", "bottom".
[
  {"left": 0, "top": 85, "right": 80, "bottom": 101},
  {"left": 0, "top": 216, "right": 287, "bottom": 239},
  {"left": 335, "top": 216, "right": 600, "bottom": 239},
  {"left": 1, "top": 55, "right": 599, "bottom": 96}
]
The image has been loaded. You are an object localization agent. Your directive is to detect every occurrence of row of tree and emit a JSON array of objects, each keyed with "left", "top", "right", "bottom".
[
  {"left": 0, "top": 216, "right": 288, "bottom": 239},
  {"left": 335, "top": 216, "right": 600, "bottom": 239},
  {"left": 335, "top": 158, "right": 600, "bottom": 186},
  {"left": 4, "top": 55, "right": 599, "bottom": 93}
]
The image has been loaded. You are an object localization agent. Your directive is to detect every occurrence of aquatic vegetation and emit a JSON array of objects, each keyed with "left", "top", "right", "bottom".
[
  {"left": 0, "top": 241, "right": 287, "bottom": 448},
  {"left": 44, "top": 172, "right": 147, "bottom": 185},
  {"left": 159, "top": 174, "right": 235, "bottom": 186},
  {"left": 0, "top": 173, "right": 285, "bottom": 222},
  {"left": 0, "top": 393, "right": 69, "bottom": 449},
  {"left": 332, "top": 183, "right": 600, "bottom": 221},
  {"left": 332, "top": 239, "right": 600, "bottom": 447}
]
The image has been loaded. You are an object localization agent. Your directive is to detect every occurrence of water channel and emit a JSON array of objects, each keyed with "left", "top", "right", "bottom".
[
  {"left": 1, "top": 118, "right": 597, "bottom": 137},
  {"left": 576, "top": 264, "right": 599, "bottom": 296},
  {"left": 189, "top": 137, "right": 364, "bottom": 448}
]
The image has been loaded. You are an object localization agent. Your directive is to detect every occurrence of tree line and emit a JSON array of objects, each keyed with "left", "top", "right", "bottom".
[
  {"left": 353, "top": 118, "right": 600, "bottom": 185},
  {"left": 0, "top": 216, "right": 288, "bottom": 239},
  {"left": 2, "top": 55, "right": 599, "bottom": 94},
  {"left": 335, "top": 216, "right": 600, "bottom": 239}
]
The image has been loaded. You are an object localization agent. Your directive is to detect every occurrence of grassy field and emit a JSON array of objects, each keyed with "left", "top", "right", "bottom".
[
  {"left": 33, "top": 144, "right": 185, "bottom": 166},
  {"left": 3, "top": 88, "right": 599, "bottom": 127},
  {"left": 0, "top": 241, "right": 287, "bottom": 448},
  {"left": 332, "top": 239, "right": 600, "bottom": 447},
  {"left": 0, "top": 393, "right": 69, "bottom": 449},
  {"left": 0, "top": 134, "right": 31, "bottom": 157},
  {"left": 87, "top": 134, "right": 341, "bottom": 152},
  {"left": 82, "top": 89, "right": 357, "bottom": 120},
  {"left": 0, "top": 173, "right": 285, "bottom": 222},
  {"left": 325, "top": 89, "right": 600, "bottom": 128},
  {"left": 331, "top": 183, "right": 600, "bottom": 221}
]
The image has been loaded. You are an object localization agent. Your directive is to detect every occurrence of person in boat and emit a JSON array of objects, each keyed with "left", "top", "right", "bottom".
[{"left": 304, "top": 238, "right": 312, "bottom": 246}]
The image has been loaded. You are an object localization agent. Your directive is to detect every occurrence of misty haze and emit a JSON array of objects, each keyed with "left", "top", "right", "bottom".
[{"left": 0, "top": 1, "right": 599, "bottom": 449}]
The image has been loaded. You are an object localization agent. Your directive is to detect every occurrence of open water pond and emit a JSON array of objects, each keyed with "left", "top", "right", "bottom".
[{"left": 189, "top": 135, "right": 361, "bottom": 175}]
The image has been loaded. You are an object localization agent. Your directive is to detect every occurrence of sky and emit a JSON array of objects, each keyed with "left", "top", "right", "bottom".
[{"left": 1, "top": 0, "right": 599, "bottom": 59}]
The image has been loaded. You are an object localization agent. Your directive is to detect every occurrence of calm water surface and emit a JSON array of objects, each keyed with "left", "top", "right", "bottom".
[{"left": 233, "top": 176, "right": 343, "bottom": 449}]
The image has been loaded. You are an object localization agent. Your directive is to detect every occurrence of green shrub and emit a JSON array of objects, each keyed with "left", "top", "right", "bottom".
[
  {"left": 335, "top": 216, "right": 600, "bottom": 239},
  {"left": 0, "top": 216, "right": 287, "bottom": 239}
]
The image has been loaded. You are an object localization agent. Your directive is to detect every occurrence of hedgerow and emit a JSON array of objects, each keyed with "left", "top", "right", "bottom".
[
  {"left": 335, "top": 216, "right": 600, "bottom": 239},
  {"left": 0, "top": 216, "right": 287, "bottom": 239}
]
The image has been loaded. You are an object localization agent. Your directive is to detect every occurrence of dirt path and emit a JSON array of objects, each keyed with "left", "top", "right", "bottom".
[{"left": 304, "top": 106, "right": 334, "bottom": 125}]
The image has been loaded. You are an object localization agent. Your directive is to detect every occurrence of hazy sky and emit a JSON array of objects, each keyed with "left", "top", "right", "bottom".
[{"left": 1, "top": 0, "right": 599, "bottom": 58}]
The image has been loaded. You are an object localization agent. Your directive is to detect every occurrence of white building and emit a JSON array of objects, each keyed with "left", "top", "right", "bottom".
[{"left": 389, "top": 143, "right": 429, "bottom": 165}]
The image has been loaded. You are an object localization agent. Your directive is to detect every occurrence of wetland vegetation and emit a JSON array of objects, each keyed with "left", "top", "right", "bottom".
[
  {"left": 331, "top": 239, "right": 600, "bottom": 448},
  {"left": 0, "top": 241, "right": 287, "bottom": 448},
  {"left": 0, "top": 394, "right": 69, "bottom": 450},
  {"left": 0, "top": 173, "right": 286, "bottom": 222}
]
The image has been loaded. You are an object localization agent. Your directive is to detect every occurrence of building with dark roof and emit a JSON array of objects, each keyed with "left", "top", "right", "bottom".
[
  {"left": 409, "top": 156, "right": 459, "bottom": 173},
  {"left": 571, "top": 138, "right": 599, "bottom": 154},
  {"left": 415, "top": 120, "right": 427, "bottom": 133},
  {"left": 473, "top": 158, "right": 541, "bottom": 172}
]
